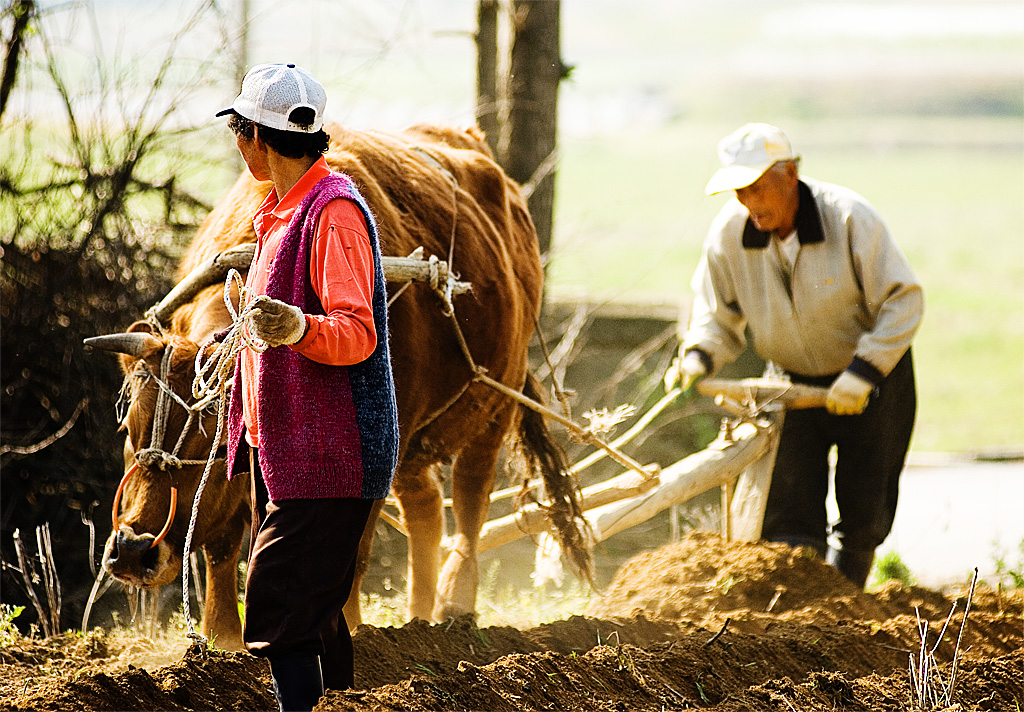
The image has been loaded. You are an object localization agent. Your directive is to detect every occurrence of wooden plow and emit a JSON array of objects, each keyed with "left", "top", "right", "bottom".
[
  {"left": 375, "top": 373, "right": 829, "bottom": 564},
  {"left": 458, "top": 377, "right": 827, "bottom": 554}
]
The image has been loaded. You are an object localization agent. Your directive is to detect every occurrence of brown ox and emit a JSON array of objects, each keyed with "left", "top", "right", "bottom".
[{"left": 87, "top": 123, "right": 590, "bottom": 651}]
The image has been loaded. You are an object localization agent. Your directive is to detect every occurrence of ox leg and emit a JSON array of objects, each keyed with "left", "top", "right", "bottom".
[
  {"left": 433, "top": 416, "right": 508, "bottom": 621},
  {"left": 200, "top": 509, "right": 247, "bottom": 651},
  {"left": 393, "top": 461, "right": 445, "bottom": 622},
  {"left": 341, "top": 498, "right": 385, "bottom": 630}
]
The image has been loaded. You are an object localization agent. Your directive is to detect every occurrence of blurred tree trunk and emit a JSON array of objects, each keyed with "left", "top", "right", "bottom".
[
  {"left": 474, "top": 0, "right": 500, "bottom": 157},
  {"left": 231, "top": 0, "right": 251, "bottom": 175},
  {"left": 236, "top": 0, "right": 251, "bottom": 87},
  {"left": 504, "top": 0, "right": 561, "bottom": 258},
  {"left": 0, "top": 0, "right": 35, "bottom": 122}
]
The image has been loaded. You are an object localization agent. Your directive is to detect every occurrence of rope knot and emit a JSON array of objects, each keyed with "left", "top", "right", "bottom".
[
  {"left": 142, "top": 309, "right": 170, "bottom": 338},
  {"left": 136, "top": 448, "right": 182, "bottom": 471},
  {"left": 427, "top": 255, "right": 456, "bottom": 317},
  {"left": 427, "top": 254, "right": 441, "bottom": 290},
  {"left": 184, "top": 633, "right": 209, "bottom": 661}
]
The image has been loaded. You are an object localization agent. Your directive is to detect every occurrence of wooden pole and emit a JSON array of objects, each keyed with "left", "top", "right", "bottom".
[
  {"left": 476, "top": 467, "right": 660, "bottom": 553},
  {"left": 728, "top": 412, "right": 783, "bottom": 541},
  {"left": 582, "top": 421, "right": 772, "bottom": 544},
  {"left": 476, "top": 420, "right": 773, "bottom": 551},
  {"left": 146, "top": 243, "right": 471, "bottom": 327},
  {"left": 698, "top": 378, "right": 828, "bottom": 410}
]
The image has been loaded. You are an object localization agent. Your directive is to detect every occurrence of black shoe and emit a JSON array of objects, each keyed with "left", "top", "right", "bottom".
[
  {"left": 269, "top": 652, "right": 324, "bottom": 712},
  {"left": 827, "top": 547, "right": 875, "bottom": 590}
]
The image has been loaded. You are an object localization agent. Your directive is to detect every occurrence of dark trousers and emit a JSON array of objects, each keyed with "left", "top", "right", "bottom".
[
  {"left": 761, "top": 350, "right": 917, "bottom": 557},
  {"left": 245, "top": 449, "right": 374, "bottom": 691}
]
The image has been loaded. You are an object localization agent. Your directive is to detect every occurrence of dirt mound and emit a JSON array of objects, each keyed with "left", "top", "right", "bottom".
[
  {"left": 590, "top": 529, "right": 889, "bottom": 622},
  {"left": 2, "top": 532, "right": 1021, "bottom": 711}
]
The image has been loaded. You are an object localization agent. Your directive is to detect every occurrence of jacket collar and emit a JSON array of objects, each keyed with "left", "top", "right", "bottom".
[{"left": 741, "top": 180, "right": 824, "bottom": 249}]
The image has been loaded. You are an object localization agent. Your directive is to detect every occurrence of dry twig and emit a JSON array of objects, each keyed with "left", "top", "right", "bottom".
[
  {"left": 703, "top": 617, "right": 731, "bottom": 647},
  {"left": 947, "top": 567, "right": 978, "bottom": 704},
  {"left": 908, "top": 567, "right": 979, "bottom": 709},
  {"left": 11, "top": 525, "right": 61, "bottom": 637}
]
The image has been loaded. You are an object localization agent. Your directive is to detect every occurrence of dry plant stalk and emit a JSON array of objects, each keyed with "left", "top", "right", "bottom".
[
  {"left": 948, "top": 567, "right": 979, "bottom": 700},
  {"left": 35, "top": 524, "right": 61, "bottom": 636},
  {"left": 908, "top": 567, "right": 978, "bottom": 709},
  {"left": 11, "top": 524, "right": 61, "bottom": 637}
]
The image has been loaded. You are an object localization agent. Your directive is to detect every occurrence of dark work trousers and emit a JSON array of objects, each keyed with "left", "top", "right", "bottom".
[
  {"left": 245, "top": 448, "right": 374, "bottom": 691},
  {"left": 761, "top": 349, "right": 917, "bottom": 557}
]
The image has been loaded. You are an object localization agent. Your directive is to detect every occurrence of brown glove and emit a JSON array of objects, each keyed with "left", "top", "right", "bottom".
[{"left": 248, "top": 295, "right": 307, "bottom": 347}]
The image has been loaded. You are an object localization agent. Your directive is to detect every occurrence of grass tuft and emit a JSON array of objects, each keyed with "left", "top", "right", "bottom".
[{"left": 873, "top": 550, "right": 916, "bottom": 588}]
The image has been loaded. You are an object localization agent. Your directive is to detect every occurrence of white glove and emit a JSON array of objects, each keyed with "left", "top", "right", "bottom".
[
  {"left": 826, "top": 371, "right": 873, "bottom": 415},
  {"left": 248, "top": 295, "right": 307, "bottom": 347},
  {"left": 664, "top": 351, "right": 707, "bottom": 393}
]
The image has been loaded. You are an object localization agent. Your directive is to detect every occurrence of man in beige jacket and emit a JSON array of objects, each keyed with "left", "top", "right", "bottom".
[{"left": 666, "top": 123, "right": 924, "bottom": 588}]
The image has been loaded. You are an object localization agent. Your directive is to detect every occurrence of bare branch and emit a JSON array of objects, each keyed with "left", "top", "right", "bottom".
[
  {"left": 13, "top": 528, "right": 52, "bottom": 637},
  {"left": 0, "top": 398, "right": 88, "bottom": 458},
  {"left": 0, "top": 0, "right": 36, "bottom": 122},
  {"left": 36, "top": 524, "right": 61, "bottom": 635}
]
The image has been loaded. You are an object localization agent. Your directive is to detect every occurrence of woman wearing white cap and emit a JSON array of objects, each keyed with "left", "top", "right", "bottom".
[
  {"left": 665, "top": 123, "right": 924, "bottom": 589},
  {"left": 215, "top": 63, "right": 399, "bottom": 711}
]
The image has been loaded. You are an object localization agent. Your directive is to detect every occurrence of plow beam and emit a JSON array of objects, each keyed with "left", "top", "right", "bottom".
[{"left": 475, "top": 419, "right": 776, "bottom": 553}]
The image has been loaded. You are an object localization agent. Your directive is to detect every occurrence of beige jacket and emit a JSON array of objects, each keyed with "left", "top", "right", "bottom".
[{"left": 681, "top": 177, "right": 923, "bottom": 382}]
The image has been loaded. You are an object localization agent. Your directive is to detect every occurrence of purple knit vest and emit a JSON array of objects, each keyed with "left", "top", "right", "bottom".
[{"left": 225, "top": 173, "right": 399, "bottom": 500}]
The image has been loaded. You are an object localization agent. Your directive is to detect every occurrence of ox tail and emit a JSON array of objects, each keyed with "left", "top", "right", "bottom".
[{"left": 517, "top": 372, "right": 596, "bottom": 586}]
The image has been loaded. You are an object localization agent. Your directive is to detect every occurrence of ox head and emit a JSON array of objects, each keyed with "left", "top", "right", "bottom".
[{"left": 85, "top": 321, "right": 235, "bottom": 590}]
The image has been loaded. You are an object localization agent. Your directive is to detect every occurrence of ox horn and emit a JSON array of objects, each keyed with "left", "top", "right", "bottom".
[{"left": 84, "top": 332, "right": 163, "bottom": 358}]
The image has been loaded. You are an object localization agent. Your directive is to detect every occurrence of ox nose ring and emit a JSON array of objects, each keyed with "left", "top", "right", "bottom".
[{"left": 111, "top": 462, "right": 178, "bottom": 549}]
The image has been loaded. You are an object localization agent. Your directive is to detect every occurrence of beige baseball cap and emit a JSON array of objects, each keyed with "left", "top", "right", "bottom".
[
  {"left": 704, "top": 123, "right": 797, "bottom": 195},
  {"left": 216, "top": 63, "right": 327, "bottom": 133}
]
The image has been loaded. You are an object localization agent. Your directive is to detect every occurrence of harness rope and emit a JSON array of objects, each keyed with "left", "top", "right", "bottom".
[
  {"left": 410, "top": 145, "right": 460, "bottom": 316},
  {"left": 405, "top": 145, "right": 658, "bottom": 482},
  {"left": 112, "top": 348, "right": 206, "bottom": 550}
]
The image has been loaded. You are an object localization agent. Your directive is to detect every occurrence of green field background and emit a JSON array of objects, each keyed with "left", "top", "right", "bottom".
[
  {"left": 7, "top": 0, "right": 1021, "bottom": 456},
  {"left": 544, "top": 1, "right": 1024, "bottom": 456},
  {"left": 549, "top": 117, "right": 1024, "bottom": 454}
]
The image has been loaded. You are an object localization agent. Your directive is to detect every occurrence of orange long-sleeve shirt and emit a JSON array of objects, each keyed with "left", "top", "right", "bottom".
[{"left": 241, "top": 157, "right": 377, "bottom": 448}]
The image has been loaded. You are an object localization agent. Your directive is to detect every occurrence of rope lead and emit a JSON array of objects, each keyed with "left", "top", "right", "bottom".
[{"left": 180, "top": 269, "right": 262, "bottom": 644}]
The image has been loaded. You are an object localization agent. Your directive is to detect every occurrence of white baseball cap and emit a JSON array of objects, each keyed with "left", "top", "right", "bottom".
[
  {"left": 704, "top": 123, "right": 797, "bottom": 195},
  {"left": 216, "top": 63, "right": 327, "bottom": 133}
]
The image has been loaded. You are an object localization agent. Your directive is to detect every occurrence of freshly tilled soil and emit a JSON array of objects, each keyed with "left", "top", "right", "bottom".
[{"left": 2, "top": 531, "right": 1021, "bottom": 711}]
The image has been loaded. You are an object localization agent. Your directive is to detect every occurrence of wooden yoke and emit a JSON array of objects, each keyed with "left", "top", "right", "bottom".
[{"left": 146, "top": 242, "right": 471, "bottom": 329}]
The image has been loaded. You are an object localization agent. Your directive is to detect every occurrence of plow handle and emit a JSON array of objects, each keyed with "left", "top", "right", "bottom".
[{"left": 697, "top": 378, "right": 829, "bottom": 410}]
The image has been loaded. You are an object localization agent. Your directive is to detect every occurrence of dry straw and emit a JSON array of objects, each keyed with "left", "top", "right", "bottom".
[{"left": 908, "top": 567, "right": 978, "bottom": 710}]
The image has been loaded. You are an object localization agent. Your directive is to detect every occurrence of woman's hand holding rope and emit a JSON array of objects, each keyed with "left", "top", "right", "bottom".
[{"left": 192, "top": 269, "right": 267, "bottom": 407}]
